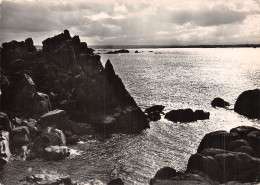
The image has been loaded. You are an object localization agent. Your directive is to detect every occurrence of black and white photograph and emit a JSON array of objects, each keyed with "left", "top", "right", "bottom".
[{"left": 0, "top": 0, "right": 260, "bottom": 184}]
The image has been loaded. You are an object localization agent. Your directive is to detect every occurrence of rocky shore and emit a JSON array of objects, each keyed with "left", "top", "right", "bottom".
[{"left": 0, "top": 30, "right": 149, "bottom": 169}]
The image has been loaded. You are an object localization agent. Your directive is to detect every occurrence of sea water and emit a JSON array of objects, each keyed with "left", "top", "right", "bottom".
[{"left": 2, "top": 48, "right": 260, "bottom": 185}]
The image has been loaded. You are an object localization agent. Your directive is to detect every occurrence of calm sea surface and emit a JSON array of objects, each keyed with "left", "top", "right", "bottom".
[{"left": 2, "top": 48, "right": 260, "bottom": 185}]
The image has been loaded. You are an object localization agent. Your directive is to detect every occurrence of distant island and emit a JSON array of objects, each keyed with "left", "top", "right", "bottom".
[{"left": 91, "top": 44, "right": 260, "bottom": 49}]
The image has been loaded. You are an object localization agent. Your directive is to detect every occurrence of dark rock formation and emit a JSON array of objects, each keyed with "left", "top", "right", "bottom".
[
  {"left": 165, "top": 109, "right": 209, "bottom": 123},
  {"left": 106, "top": 49, "right": 130, "bottom": 54},
  {"left": 211, "top": 97, "right": 230, "bottom": 108},
  {"left": 234, "top": 89, "right": 260, "bottom": 118},
  {"left": 43, "top": 145, "right": 70, "bottom": 160},
  {"left": 145, "top": 105, "right": 165, "bottom": 121},
  {"left": 151, "top": 126, "right": 260, "bottom": 184},
  {"left": 108, "top": 178, "right": 124, "bottom": 185},
  {"left": 10, "top": 126, "right": 30, "bottom": 148},
  {"left": 135, "top": 50, "right": 139, "bottom": 53},
  {"left": 1, "top": 30, "right": 149, "bottom": 138}
]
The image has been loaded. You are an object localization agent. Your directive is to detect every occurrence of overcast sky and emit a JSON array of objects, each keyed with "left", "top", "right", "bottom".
[{"left": 1, "top": 0, "right": 260, "bottom": 45}]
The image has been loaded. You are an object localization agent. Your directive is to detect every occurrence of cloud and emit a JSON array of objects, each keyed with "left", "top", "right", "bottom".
[{"left": 1, "top": 0, "right": 260, "bottom": 45}]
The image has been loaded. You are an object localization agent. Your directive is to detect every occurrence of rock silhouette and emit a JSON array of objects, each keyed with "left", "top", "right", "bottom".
[
  {"left": 165, "top": 108, "right": 209, "bottom": 122},
  {"left": 211, "top": 97, "right": 230, "bottom": 108},
  {"left": 234, "top": 89, "right": 260, "bottom": 118}
]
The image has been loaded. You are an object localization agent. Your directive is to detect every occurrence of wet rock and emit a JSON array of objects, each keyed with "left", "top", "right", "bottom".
[
  {"left": 153, "top": 166, "right": 177, "bottom": 180},
  {"left": 0, "top": 131, "right": 11, "bottom": 167},
  {"left": 211, "top": 97, "right": 230, "bottom": 108},
  {"left": 108, "top": 178, "right": 124, "bottom": 185},
  {"left": 194, "top": 110, "right": 210, "bottom": 120},
  {"left": 233, "top": 146, "right": 255, "bottom": 157},
  {"left": 39, "top": 109, "right": 69, "bottom": 131},
  {"left": 200, "top": 148, "right": 230, "bottom": 157},
  {"left": 197, "top": 131, "right": 239, "bottom": 153},
  {"left": 165, "top": 109, "right": 209, "bottom": 123},
  {"left": 22, "top": 172, "right": 73, "bottom": 185},
  {"left": 43, "top": 145, "right": 70, "bottom": 160},
  {"left": 0, "top": 112, "right": 13, "bottom": 132},
  {"left": 234, "top": 89, "right": 260, "bottom": 118},
  {"left": 145, "top": 105, "right": 165, "bottom": 121}
]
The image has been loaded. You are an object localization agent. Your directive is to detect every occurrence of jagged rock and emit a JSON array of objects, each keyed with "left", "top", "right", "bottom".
[
  {"left": 0, "top": 112, "right": 13, "bottom": 131},
  {"left": 108, "top": 178, "right": 124, "bottom": 185},
  {"left": 43, "top": 146, "right": 70, "bottom": 160},
  {"left": 32, "top": 127, "right": 66, "bottom": 156},
  {"left": 234, "top": 89, "right": 260, "bottom": 118},
  {"left": 105, "top": 59, "right": 137, "bottom": 107},
  {"left": 2, "top": 38, "right": 37, "bottom": 66},
  {"left": 211, "top": 98, "right": 230, "bottom": 108},
  {"left": 39, "top": 109, "right": 69, "bottom": 131},
  {"left": 22, "top": 172, "right": 73, "bottom": 185},
  {"left": 165, "top": 109, "right": 209, "bottom": 123},
  {"left": 0, "top": 131, "right": 11, "bottom": 167}
]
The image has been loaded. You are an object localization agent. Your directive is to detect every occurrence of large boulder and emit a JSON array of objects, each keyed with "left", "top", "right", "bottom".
[
  {"left": 0, "top": 131, "right": 11, "bottom": 167},
  {"left": 39, "top": 109, "right": 68, "bottom": 131},
  {"left": 211, "top": 98, "right": 230, "bottom": 108},
  {"left": 43, "top": 145, "right": 70, "bottom": 160},
  {"left": 108, "top": 178, "right": 124, "bottom": 185},
  {"left": 234, "top": 89, "right": 260, "bottom": 118}
]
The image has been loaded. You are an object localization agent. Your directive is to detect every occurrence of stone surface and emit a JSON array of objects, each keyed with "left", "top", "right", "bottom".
[
  {"left": 211, "top": 98, "right": 230, "bottom": 108},
  {"left": 108, "top": 178, "right": 124, "bottom": 185},
  {"left": 0, "top": 131, "right": 11, "bottom": 167},
  {"left": 165, "top": 109, "right": 209, "bottom": 123},
  {"left": 234, "top": 89, "right": 260, "bottom": 118},
  {"left": 0, "top": 112, "right": 13, "bottom": 132},
  {"left": 39, "top": 109, "right": 68, "bottom": 131}
]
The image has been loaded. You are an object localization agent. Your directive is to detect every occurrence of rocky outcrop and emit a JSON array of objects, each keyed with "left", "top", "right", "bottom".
[
  {"left": 211, "top": 97, "right": 230, "bottom": 108},
  {"left": 145, "top": 105, "right": 165, "bottom": 121},
  {"left": 0, "top": 112, "right": 13, "bottom": 132},
  {"left": 165, "top": 109, "right": 210, "bottom": 123},
  {"left": 151, "top": 126, "right": 260, "bottom": 184},
  {"left": 106, "top": 49, "right": 129, "bottom": 54},
  {"left": 234, "top": 89, "right": 260, "bottom": 118},
  {"left": 1, "top": 30, "right": 149, "bottom": 138}
]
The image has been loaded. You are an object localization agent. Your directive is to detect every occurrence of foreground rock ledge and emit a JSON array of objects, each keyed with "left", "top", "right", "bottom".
[{"left": 151, "top": 126, "right": 260, "bottom": 184}]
